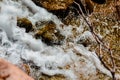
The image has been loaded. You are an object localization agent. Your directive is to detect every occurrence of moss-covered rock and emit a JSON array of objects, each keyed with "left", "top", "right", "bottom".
[
  {"left": 34, "top": 21, "right": 65, "bottom": 45},
  {"left": 17, "top": 18, "right": 34, "bottom": 33}
]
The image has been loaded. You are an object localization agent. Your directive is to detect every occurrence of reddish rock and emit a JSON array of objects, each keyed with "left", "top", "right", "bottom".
[{"left": 0, "top": 58, "right": 34, "bottom": 80}]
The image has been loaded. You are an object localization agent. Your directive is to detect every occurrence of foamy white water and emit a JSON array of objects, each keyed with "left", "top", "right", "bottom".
[{"left": 0, "top": 0, "right": 112, "bottom": 80}]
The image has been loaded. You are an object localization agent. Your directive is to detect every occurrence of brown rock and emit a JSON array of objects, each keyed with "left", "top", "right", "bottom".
[
  {"left": 91, "top": 0, "right": 106, "bottom": 4},
  {"left": 39, "top": 74, "right": 66, "bottom": 80},
  {"left": 0, "top": 58, "right": 34, "bottom": 80},
  {"left": 32, "top": 0, "right": 74, "bottom": 10},
  {"left": 34, "top": 21, "right": 65, "bottom": 45},
  {"left": 17, "top": 18, "right": 34, "bottom": 33}
]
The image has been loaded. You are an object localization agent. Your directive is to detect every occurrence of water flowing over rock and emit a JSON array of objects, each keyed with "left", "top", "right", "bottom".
[
  {"left": 0, "top": 0, "right": 120, "bottom": 80},
  {"left": 31, "top": 0, "right": 98, "bottom": 26},
  {"left": 34, "top": 21, "right": 65, "bottom": 45}
]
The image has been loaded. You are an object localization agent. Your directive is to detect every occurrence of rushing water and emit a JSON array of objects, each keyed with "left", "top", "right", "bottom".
[{"left": 0, "top": 0, "right": 112, "bottom": 80}]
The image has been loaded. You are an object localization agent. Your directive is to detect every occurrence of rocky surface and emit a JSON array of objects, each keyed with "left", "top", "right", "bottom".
[
  {"left": 32, "top": 0, "right": 95, "bottom": 26},
  {"left": 17, "top": 18, "right": 65, "bottom": 45},
  {"left": 1, "top": 0, "right": 119, "bottom": 80},
  {"left": 39, "top": 74, "right": 66, "bottom": 80},
  {"left": 34, "top": 21, "right": 65, "bottom": 45},
  {"left": 88, "top": 1, "right": 120, "bottom": 79},
  {"left": 32, "top": 0, "right": 74, "bottom": 10},
  {"left": 17, "top": 18, "right": 34, "bottom": 33},
  {"left": 91, "top": 0, "right": 106, "bottom": 4}
]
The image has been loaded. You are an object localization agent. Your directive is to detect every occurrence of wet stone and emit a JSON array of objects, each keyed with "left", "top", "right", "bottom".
[
  {"left": 17, "top": 18, "right": 34, "bottom": 33},
  {"left": 91, "top": 0, "right": 106, "bottom": 4},
  {"left": 34, "top": 21, "right": 65, "bottom": 45},
  {"left": 32, "top": 0, "right": 74, "bottom": 10},
  {"left": 39, "top": 74, "right": 66, "bottom": 80}
]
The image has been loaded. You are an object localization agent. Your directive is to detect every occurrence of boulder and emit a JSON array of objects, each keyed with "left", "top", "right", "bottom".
[
  {"left": 34, "top": 21, "right": 65, "bottom": 45},
  {"left": 0, "top": 58, "right": 34, "bottom": 80},
  {"left": 32, "top": 0, "right": 74, "bottom": 10},
  {"left": 17, "top": 18, "right": 34, "bottom": 33}
]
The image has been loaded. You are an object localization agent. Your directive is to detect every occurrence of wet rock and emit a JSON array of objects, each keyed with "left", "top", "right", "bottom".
[
  {"left": 91, "top": 0, "right": 106, "bottom": 4},
  {"left": 32, "top": 0, "right": 107, "bottom": 27},
  {"left": 32, "top": 0, "right": 74, "bottom": 10},
  {"left": 49, "top": 6, "right": 81, "bottom": 26},
  {"left": 17, "top": 18, "right": 34, "bottom": 33},
  {"left": 32, "top": 0, "right": 95, "bottom": 26},
  {"left": 51, "top": 0, "right": 94, "bottom": 17},
  {"left": 77, "top": 32, "right": 96, "bottom": 47},
  {"left": 77, "top": 38, "right": 94, "bottom": 47},
  {"left": 39, "top": 74, "right": 66, "bottom": 80},
  {"left": 50, "top": 0, "right": 94, "bottom": 26},
  {"left": 59, "top": 7, "right": 80, "bottom": 26},
  {"left": 63, "top": 14, "right": 80, "bottom": 26},
  {"left": 34, "top": 21, "right": 65, "bottom": 45},
  {"left": 74, "top": 0, "right": 94, "bottom": 15}
]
